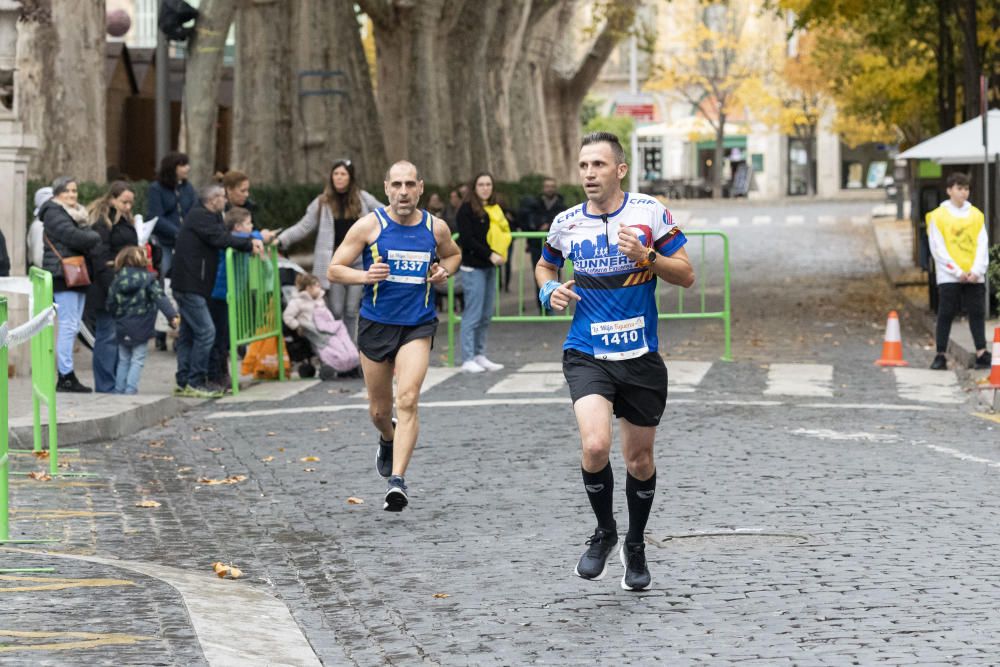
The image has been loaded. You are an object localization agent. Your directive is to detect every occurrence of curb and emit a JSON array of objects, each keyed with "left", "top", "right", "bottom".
[{"left": 9, "top": 396, "right": 208, "bottom": 449}]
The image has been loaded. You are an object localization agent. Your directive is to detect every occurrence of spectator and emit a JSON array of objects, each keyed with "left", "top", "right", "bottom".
[
  {"left": 282, "top": 273, "right": 360, "bottom": 379},
  {"left": 222, "top": 170, "right": 256, "bottom": 213},
  {"left": 86, "top": 181, "right": 138, "bottom": 393},
  {"left": 27, "top": 186, "right": 53, "bottom": 270},
  {"left": 927, "top": 172, "right": 992, "bottom": 370},
  {"left": 171, "top": 183, "right": 263, "bottom": 398},
  {"left": 443, "top": 188, "right": 462, "bottom": 232},
  {"left": 0, "top": 227, "right": 8, "bottom": 277},
  {"left": 519, "top": 177, "right": 565, "bottom": 311},
  {"left": 208, "top": 206, "right": 269, "bottom": 388},
  {"left": 426, "top": 192, "right": 446, "bottom": 219},
  {"left": 39, "top": 176, "right": 101, "bottom": 393},
  {"left": 147, "top": 152, "right": 196, "bottom": 351},
  {"left": 456, "top": 172, "right": 510, "bottom": 373},
  {"left": 276, "top": 159, "right": 383, "bottom": 343},
  {"left": 107, "top": 246, "right": 179, "bottom": 395}
]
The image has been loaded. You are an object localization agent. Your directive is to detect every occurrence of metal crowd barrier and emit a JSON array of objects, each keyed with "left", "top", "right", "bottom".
[{"left": 225, "top": 245, "right": 285, "bottom": 396}]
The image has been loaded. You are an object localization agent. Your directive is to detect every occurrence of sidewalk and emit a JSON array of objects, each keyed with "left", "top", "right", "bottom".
[{"left": 871, "top": 214, "right": 999, "bottom": 369}]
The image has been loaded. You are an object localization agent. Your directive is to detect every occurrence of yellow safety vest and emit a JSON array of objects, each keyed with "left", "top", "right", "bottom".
[{"left": 926, "top": 205, "right": 985, "bottom": 273}]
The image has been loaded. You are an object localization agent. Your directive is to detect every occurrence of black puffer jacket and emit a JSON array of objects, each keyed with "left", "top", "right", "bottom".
[
  {"left": 39, "top": 199, "right": 102, "bottom": 293},
  {"left": 107, "top": 267, "right": 177, "bottom": 345},
  {"left": 171, "top": 204, "right": 255, "bottom": 298},
  {"left": 88, "top": 211, "right": 140, "bottom": 313}
]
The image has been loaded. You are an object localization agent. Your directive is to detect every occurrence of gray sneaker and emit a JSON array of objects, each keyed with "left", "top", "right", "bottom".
[
  {"left": 185, "top": 384, "right": 223, "bottom": 399},
  {"left": 383, "top": 475, "right": 408, "bottom": 512}
]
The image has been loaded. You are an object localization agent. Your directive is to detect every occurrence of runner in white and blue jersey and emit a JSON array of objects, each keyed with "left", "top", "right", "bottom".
[
  {"left": 535, "top": 132, "right": 694, "bottom": 591},
  {"left": 328, "top": 161, "right": 462, "bottom": 512}
]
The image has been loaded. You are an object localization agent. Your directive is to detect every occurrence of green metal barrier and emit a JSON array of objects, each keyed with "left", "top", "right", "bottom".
[
  {"left": 445, "top": 230, "right": 731, "bottom": 365},
  {"left": 226, "top": 245, "right": 285, "bottom": 396},
  {"left": 0, "top": 294, "right": 59, "bottom": 560},
  {"left": 30, "top": 268, "right": 59, "bottom": 475}
]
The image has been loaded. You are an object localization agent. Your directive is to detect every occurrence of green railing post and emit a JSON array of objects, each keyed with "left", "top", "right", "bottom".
[
  {"left": 226, "top": 246, "right": 284, "bottom": 396},
  {"left": 28, "top": 268, "right": 58, "bottom": 474}
]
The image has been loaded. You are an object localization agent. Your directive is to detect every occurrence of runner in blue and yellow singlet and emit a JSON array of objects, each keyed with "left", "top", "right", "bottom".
[
  {"left": 328, "top": 161, "right": 462, "bottom": 512},
  {"left": 535, "top": 132, "right": 694, "bottom": 591}
]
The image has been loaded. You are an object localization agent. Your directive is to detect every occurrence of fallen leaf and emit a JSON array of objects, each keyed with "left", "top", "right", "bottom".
[
  {"left": 197, "top": 474, "right": 247, "bottom": 485},
  {"left": 347, "top": 497, "right": 364, "bottom": 505},
  {"left": 177, "top": 466, "right": 193, "bottom": 473},
  {"left": 33, "top": 451, "right": 50, "bottom": 460},
  {"left": 278, "top": 447, "right": 285, "bottom": 452},
  {"left": 228, "top": 566, "right": 243, "bottom": 579},
  {"left": 148, "top": 439, "right": 165, "bottom": 448},
  {"left": 207, "top": 447, "right": 223, "bottom": 453},
  {"left": 301, "top": 456, "right": 320, "bottom": 462},
  {"left": 314, "top": 427, "right": 330, "bottom": 433},
  {"left": 266, "top": 432, "right": 277, "bottom": 437},
  {"left": 432, "top": 593, "right": 450, "bottom": 599},
  {"left": 194, "top": 425, "right": 216, "bottom": 432},
  {"left": 303, "top": 468, "right": 316, "bottom": 472},
  {"left": 190, "top": 435, "right": 201, "bottom": 441},
  {"left": 211, "top": 562, "right": 243, "bottom": 579},
  {"left": 261, "top": 456, "right": 275, "bottom": 462},
  {"left": 135, "top": 500, "right": 161, "bottom": 508},
  {"left": 27, "top": 471, "right": 52, "bottom": 482}
]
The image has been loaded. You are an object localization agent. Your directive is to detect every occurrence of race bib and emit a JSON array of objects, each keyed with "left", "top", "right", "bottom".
[
  {"left": 386, "top": 250, "right": 431, "bottom": 284},
  {"left": 590, "top": 316, "right": 648, "bottom": 361}
]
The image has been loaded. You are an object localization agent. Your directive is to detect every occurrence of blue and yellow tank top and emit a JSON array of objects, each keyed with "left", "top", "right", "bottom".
[{"left": 360, "top": 208, "right": 438, "bottom": 326}]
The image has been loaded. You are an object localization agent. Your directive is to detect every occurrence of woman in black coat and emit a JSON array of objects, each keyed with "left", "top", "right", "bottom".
[
  {"left": 86, "top": 181, "right": 138, "bottom": 392},
  {"left": 39, "top": 176, "right": 102, "bottom": 393}
]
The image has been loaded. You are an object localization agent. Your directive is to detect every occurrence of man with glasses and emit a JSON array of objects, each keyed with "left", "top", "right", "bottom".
[
  {"left": 328, "top": 161, "right": 462, "bottom": 511},
  {"left": 535, "top": 132, "right": 694, "bottom": 590}
]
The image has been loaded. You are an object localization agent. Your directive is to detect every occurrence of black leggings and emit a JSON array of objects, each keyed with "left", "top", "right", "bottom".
[{"left": 936, "top": 282, "right": 987, "bottom": 353}]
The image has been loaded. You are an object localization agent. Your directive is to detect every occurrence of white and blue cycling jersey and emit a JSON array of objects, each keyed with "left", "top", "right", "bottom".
[{"left": 541, "top": 193, "right": 686, "bottom": 360}]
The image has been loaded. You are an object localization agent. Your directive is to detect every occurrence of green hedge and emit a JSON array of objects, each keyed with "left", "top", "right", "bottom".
[{"left": 26, "top": 176, "right": 586, "bottom": 232}]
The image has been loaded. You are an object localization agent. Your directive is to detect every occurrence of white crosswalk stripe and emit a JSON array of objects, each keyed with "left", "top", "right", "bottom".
[
  {"left": 351, "top": 365, "right": 461, "bottom": 398},
  {"left": 487, "top": 373, "right": 566, "bottom": 394},
  {"left": 764, "top": 363, "right": 833, "bottom": 397},
  {"left": 667, "top": 360, "right": 713, "bottom": 393},
  {"left": 818, "top": 215, "right": 836, "bottom": 225},
  {"left": 687, "top": 217, "right": 708, "bottom": 228},
  {"left": 720, "top": 216, "right": 739, "bottom": 227},
  {"left": 751, "top": 215, "right": 771, "bottom": 226},
  {"left": 785, "top": 215, "right": 805, "bottom": 226},
  {"left": 892, "top": 368, "right": 964, "bottom": 404},
  {"left": 851, "top": 215, "right": 869, "bottom": 226}
]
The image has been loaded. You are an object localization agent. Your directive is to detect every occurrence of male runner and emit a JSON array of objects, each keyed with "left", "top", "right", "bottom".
[
  {"left": 328, "top": 161, "right": 462, "bottom": 511},
  {"left": 535, "top": 132, "right": 694, "bottom": 590}
]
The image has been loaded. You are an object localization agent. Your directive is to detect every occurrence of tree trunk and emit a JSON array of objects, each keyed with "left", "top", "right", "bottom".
[
  {"left": 16, "top": 0, "right": 106, "bottom": 182},
  {"left": 184, "top": 0, "right": 237, "bottom": 187},
  {"left": 713, "top": 117, "right": 725, "bottom": 199},
  {"left": 953, "top": 0, "right": 980, "bottom": 122},
  {"left": 233, "top": 0, "right": 386, "bottom": 186}
]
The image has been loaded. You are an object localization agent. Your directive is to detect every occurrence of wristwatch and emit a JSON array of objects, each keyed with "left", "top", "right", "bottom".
[{"left": 636, "top": 249, "right": 657, "bottom": 268}]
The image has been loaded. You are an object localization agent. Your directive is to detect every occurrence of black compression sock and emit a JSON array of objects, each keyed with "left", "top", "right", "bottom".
[
  {"left": 625, "top": 469, "right": 656, "bottom": 544},
  {"left": 582, "top": 463, "right": 616, "bottom": 533}
]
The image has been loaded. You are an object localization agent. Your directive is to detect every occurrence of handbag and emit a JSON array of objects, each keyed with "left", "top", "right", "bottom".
[{"left": 44, "top": 233, "right": 91, "bottom": 287}]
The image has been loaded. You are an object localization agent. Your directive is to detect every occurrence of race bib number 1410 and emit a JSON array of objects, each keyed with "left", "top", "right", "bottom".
[{"left": 590, "top": 316, "right": 648, "bottom": 361}]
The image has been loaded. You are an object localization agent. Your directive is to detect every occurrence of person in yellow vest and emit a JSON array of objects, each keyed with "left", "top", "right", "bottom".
[{"left": 926, "top": 172, "right": 991, "bottom": 370}]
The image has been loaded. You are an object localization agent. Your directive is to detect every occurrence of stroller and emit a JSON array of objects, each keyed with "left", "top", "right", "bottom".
[{"left": 277, "top": 256, "right": 318, "bottom": 379}]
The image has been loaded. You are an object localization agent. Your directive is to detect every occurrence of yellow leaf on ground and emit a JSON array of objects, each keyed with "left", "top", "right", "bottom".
[
  {"left": 228, "top": 567, "right": 243, "bottom": 579},
  {"left": 33, "top": 451, "right": 50, "bottom": 460},
  {"left": 211, "top": 562, "right": 243, "bottom": 579},
  {"left": 135, "top": 500, "right": 161, "bottom": 508},
  {"left": 148, "top": 439, "right": 165, "bottom": 448},
  {"left": 266, "top": 432, "right": 277, "bottom": 437},
  {"left": 197, "top": 475, "right": 247, "bottom": 486},
  {"left": 347, "top": 497, "right": 364, "bottom": 504},
  {"left": 261, "top": 456, "right": 275, "bottom": 462},
  {"left": 432, "top": 593, "right": 450, "bottom": 599},
  {"left": 303, "top": 468, "right": 316, "bottom": 472},
  {"left": 27, "top": 471, "right": 52, "bottom": 482},
  {"left": 301, "top": 456, "right": 320, "bottom": 462},
  {"left": 207, "top": 447, "right": 223, "bottom": 452},
  {"left": 314, "top": 427, "right": 330, "bottom": 432}
]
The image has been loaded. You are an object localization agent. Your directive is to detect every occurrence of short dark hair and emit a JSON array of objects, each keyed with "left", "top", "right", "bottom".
[
  {"left": 224, "top": 206, "right": 252, "bottom": 230},
  {"left": 581, "top": 131, "right": 626, "bottom": 165},
  {"left": 157, "top": 151, "right": 190, "bottom": 189},
  {"left": 946, "top": 172, "right": 970, "bottom": 189}
]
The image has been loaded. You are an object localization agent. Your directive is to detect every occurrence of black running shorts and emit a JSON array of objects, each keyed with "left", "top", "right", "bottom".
[
  {"left": 562, "top": 348, "right": 668, "bottom": 427},
  {"left": 357, "top": 317, "right": 438, "bottom": 363}
]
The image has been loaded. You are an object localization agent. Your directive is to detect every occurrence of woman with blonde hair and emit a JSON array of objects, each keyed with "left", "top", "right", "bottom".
[
  {"left": 86, "top": 180, "right": 138, "bottom": 392},
  {"left": 276, "top": 159, "right": 382, "bottom": 343}
]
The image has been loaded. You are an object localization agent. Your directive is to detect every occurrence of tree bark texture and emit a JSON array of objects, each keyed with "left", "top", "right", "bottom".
[
  {"left": 953, "top": 0, "right": 981, "bottom": 121},
  {"left": 16, "top": 0, "right": 106, "bottom": 182},
  {"left": 360, "top": 0, "right": 638, "bottom": 185},
  {"left": 184, "top": 0, "right": 237, "bottom": 187},
  {"left": 233, "top": 0, "right": 386, "bottom": 186}
]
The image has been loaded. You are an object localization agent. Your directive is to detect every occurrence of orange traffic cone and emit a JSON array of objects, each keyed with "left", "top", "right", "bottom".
[
  {"left": 875, "top": 311, "right": 908, "bottom": 367},
  {"left": 985, "top": 327, "right": 1000, "bottom": 389}
]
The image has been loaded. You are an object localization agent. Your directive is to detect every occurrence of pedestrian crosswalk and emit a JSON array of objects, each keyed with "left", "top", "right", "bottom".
[
  {"left": 392, "top": 360, "right": 970, "bottom": 405},
  {"left": 671, "top": 209, "right": 875, "bottom": 230}
]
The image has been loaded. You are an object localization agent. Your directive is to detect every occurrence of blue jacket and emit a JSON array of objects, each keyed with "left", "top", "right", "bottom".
[
  {"left": 108, "top": 267, "right": 178, "bottom": 345},
  {"left": 211, "top": 230, "right": 263, "bottom": 300},
  {"left": 147, "top": 180, "right": 196, "bottom": 248}
]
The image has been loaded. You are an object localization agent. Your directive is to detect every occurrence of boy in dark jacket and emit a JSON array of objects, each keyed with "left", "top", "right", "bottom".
[
  {"left": 170, "top": 184, "right": 263, "bottom": 398},
  {"left": 108, "top": 247, "right": 179, "bottom": 394}
]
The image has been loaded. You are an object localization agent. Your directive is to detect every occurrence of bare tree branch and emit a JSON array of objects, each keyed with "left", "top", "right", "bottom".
[{"left": 567, "top": 0, "right": 640, "bottom": 95}]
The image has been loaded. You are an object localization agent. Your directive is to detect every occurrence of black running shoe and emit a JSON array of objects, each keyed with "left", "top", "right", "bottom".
[
  {"left": 975, "top": 351, "right": 992, "bottom": 370},
  {"left": 574, "top": 527, "right": 618, "bottom": 580},
  {"left": 930, "top": 354, "right": 947, "bottom": 370},
  {"left": 383, "top": 475, "right": 408, "bottom": 512},
  {"left": 376, "top": 417, "right": 397, "bottom": 479},
  {"left": 620, "top": 541, "right": 651, "bottom": 591}
]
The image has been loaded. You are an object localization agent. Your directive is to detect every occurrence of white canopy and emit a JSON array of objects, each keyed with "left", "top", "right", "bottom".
[{"left": 898, "top": 109, "right": 1000, "bottom": 164}]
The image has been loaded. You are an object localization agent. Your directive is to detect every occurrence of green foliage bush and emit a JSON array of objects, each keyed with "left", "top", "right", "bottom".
[{"left": 989, "top": 244, "right": 1000, "bottom": 298}]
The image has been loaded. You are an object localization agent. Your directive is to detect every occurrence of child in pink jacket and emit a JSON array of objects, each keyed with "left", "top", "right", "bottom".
[{"left": 282, "top": 273, "right": 360, "bottom": 378}]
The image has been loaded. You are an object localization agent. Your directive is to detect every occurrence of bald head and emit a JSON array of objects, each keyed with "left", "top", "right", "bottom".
[{"left": 384, "top": 160, "right": 421, "bottom": 182}]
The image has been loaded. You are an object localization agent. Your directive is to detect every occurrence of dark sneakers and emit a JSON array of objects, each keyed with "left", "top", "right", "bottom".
[
  {"left": 975, "top": 351, "right": 993, "bottom": 370},
  {"left": 375, "top": 418, "right": 397, "bottom": 479},
  {"left": 383, "top": 475, "right": 408, "bottom": 512},
  {"left": 57, "top": 372, "right": 92, "bottom": 393},
  {"left": 930, "top": 354, "right": 948, "bottom": 370},
  {"left": 574, "top": 527, "right": 619, "bottom": 580},
  {"left": 620, "top": 541, "right": 651, "bottom": 591}
]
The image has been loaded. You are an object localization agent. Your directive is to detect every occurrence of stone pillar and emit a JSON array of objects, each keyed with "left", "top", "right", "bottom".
[{"left": 0, "top": 0, "right": 39, "bottom": 376}]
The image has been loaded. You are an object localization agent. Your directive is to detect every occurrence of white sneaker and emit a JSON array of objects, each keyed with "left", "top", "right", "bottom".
[
  {"left": 473, "top": 355, "right": 504, "bottom": 371},
  {"left": 461, "top": 360, "right": 485, "bottom": 373}
]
